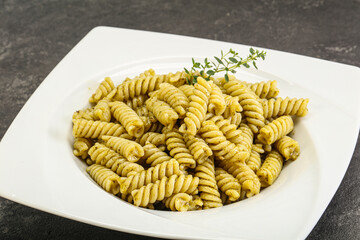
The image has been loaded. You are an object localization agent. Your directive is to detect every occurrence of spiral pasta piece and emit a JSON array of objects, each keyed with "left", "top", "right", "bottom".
[
  {"left": 72, "top": 108, "right": 96, "bottom": 121},
  {"left": 257, "top": 150, "right": 283, "bottom": 187},
  {"left": 183, "top": 134, "right": 212, "bottom": 164},
  {"left": 179, "top": 77, "right": 212, "bottom": 136},
  {"left": 145, "top": 97, "right": 179, "bottom": 130},
  {"left": 135, "top": 106, "right": 157, "bottom": 123},
  {"left": 199, "top": 120, "right": 248, "bottom": 163},
  {"left": 218, "top": 161, "right": 261, "bottom": 198},
  {"left": 88, "top": 143, "right": 144, "bottom": 176},
  {"left": 135, "top": 68, "right": 156, "bottom": 79},
  {"left": 136, "top": 132, "right": 166, "bottom": 147},
  {"left": 223, "top": 78, "right": 265, "bottom": 133},
  {"left": 246, "top": 144, "right": 264, "bottom": 172},
  {"left": 93, "top": 99, "right": 111, "bottom": 122},
  {"left": 119, "top": 159, "right": 181, "bottom": 194},
  {"left": 215, "top": 167, "right": 241, "bottom": 202},
  {"left": 223, "top": 95, "right": 242, "bottom": 119},
  {"left": 228, "top": 112, "right": 242, "bottom": 127},
  {"left": 124, "top": 69, "right": 156, "bottom": 84},
  {"left": 73, "top": 137, "right": 93, "bottom": 160},
  {"left": 238, "top": 123, "right": 254, "bottom": 154},
  {"left": 125, "top": 95, "right": 149, "bottom": 109},
  {"left": 163, "top": 193, "right": 193, "bottom": 211},
  {"left": 208, "top": 83, "right": 226, "bottom": 116},
  {"left": 102, "top": 136, "right": 144, "bottom": 162},
  {"left": 195, "top": 158, "right": 222, "bottom": 209},
  {"left": 86, "top": 164, "right": 121, "bottom": 195},
  {"left": 208, "top": 115, "right": 243, "bottom": 145},
  {"left": 72, "top": 119, "right": 126, "bottom": 138},
  {"left": 178, "top": 84, "right": 195, "bottom": 98},
  {"left": 131, "top": 174, "right": 199, "bottom": 207},
  {"left": 257, "top": 116, "right": 294, "bottom": 145},
  {"left": 243, "top": 80, "right": 279, "bottom": 99},
  {"left": 274, "top": 136, "right": 300, "bottom": 160},
  {"left": 164, "top": 128, "right": 196, "bottom": 169},
  {"left": 109, "top": 101, "right": 144, "bottom": 138},
  {"left": 142, "top": 143, "right": 173, "bottom": 166},
  {"left": 89, "top": 77, "right": 116, "bottom": 103},
  {"left": 262, "top": 97, "right": 309, "bottom": 119},
  {"left": 114, "top": 72, "right": 185, "bottom": 101},
  {"left": 152, "top": 83, "right": 190, "bottom": 118}
]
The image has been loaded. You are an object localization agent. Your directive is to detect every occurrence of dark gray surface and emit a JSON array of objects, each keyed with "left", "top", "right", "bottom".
[{"left": 0, "top": 0, "right": 359, "bottom": 239}]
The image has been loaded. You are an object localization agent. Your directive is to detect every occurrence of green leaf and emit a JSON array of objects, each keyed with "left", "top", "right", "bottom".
[
  {"left": 221, "top": 50, "right": 224, "bottom": 57},
  {"left": 184, "top": 68, "right": 189, "bottom": 74},
  {"left": 231, "top": 70, "right": 237, "bottom": 73},
  {"left": 186, "top": 76, "right": 190, "bottom": 85},
  {"left": 224, "top": 73, "right": 229, "bottom": 82},
  {"left": 243, "top": 63, "right": 250, "bottom": 68},
  {"left": 250, "top": 48, "right": 255, "bottom": 54},
  {"left": 260, "top": 54, "right": 265, "bottom": 60},
  {"left": 207, "top": 70, "right": 215, "bottom": 76},
  {"left": 253, "top": 61, "right": 258, "bottom": 69},
  {"left": 214, "top": 56, "right": 224, "bottom": 65},
  {"left": 192, "top": 58, "right": 195, "bottom": 65},
  {"left": 193, "top": 75, "right": 198, "bottom": 84},
  {"left": 229, "top": 57, "right": 238, "bottom": 63}
]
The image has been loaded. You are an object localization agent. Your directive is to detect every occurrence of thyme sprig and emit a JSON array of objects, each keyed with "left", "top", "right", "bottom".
[{"left": 184, "top": 48, "right": 266, "bottom": 85}]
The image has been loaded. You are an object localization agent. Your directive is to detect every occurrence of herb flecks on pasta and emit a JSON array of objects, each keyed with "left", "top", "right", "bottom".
[{"left": 72, "top": 61, "right": 308, "bottom": 211}]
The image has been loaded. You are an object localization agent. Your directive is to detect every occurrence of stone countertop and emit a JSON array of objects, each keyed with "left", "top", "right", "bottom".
[{"left": 0, "top": 0, "right": 359, "bottom": 239}]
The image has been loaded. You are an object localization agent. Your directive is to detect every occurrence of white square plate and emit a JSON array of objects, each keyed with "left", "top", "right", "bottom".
[{"left": 0, "top": 26, "right": 359, "bottom": 240}]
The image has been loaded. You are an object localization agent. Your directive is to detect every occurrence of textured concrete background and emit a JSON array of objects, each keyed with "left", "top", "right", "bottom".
[{"left": 0, "top": 0, "right": 359, "bottom": 239}]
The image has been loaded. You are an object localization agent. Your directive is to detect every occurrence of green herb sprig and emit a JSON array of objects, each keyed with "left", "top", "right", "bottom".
[{"left": 184, "top": 48, "right": 266, "bottom": 85}]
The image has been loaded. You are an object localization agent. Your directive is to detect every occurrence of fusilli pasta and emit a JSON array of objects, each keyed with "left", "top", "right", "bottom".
[
  {"left": 195, "top": 158, "right": 223, "bottom": 209},
  {"left": 200, "top": 120, "right": 248, "bottom": 163},
  {"left": 151, "top": 82, "right": 189, "bottom": 118},
  {"left": 208, "top": 83, "right": 226, "bottom": 116},
  {"left": 179, "top": 77, "right": 212, "bottom": 136},
  {"left": 72, "top": 119, "right": 125, "bottom": 138},
  {"left": 223, "top": 77, "right": 265, "bottom": 133},
  {"left": 215, "top": 167, "right": 241, "bottom": 202},
  {"left": 73, "top": 137, "right": 93, "bottom": 160},
  {"left": 89, "top": 77, "right": 116, "bottom": 103},
  {"left": 109, "top": 101, "right": 145, "bottom": 138},
  {"left": 257, "top": 116, "right": 294, "bottom": 145},
  {"left": 242, "top": 80, "right": 279, "bottom": 99},
  {"left": 102, "top": 136, "right": 144, "bottom": 162},
  {"left": 94, "top": 99, "right": 111, "bottom": 122},
  {"left": 145, "top": 97, "right": 178, "bottom": 130},
  {"left": 131, "top": 175, "right": 199, "bottom": 207},
  {"left": 183, "top": 134, "right": 212, "bottom": 164},
  {"left": 274, "top": 136, "right": 300, "bottom": 160},
  {"left": 86, "top": 164, "right": 121, "bottom": 195},
  {"left": 88, "top": 143, "right": 144, "bottom": 176},
  {"left": 256, "top": 150, "right": 283, "bottom": 187},
  {"left": 73, "top": 67, "right": 308, "bottom": 211},
  {"left": 164, "top": 128, "right": 196, "bottom": 169},
  {"left": 119, "top": 159, "right": 181, "bottom": 195}
]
